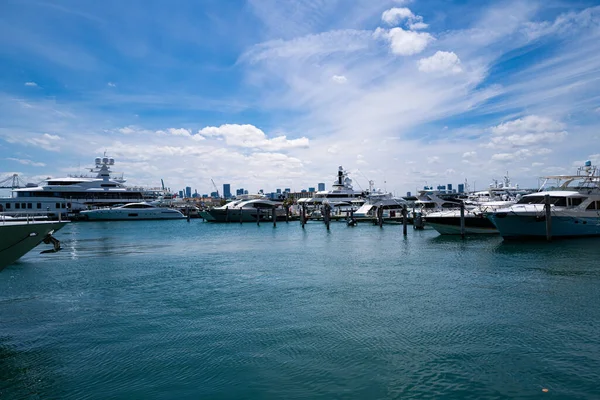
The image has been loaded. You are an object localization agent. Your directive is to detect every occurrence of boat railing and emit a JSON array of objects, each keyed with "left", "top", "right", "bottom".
[{"left": 0, "top": 210, "right": 62, "bottom": 224}]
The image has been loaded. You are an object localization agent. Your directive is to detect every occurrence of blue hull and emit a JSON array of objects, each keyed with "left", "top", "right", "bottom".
[{"left": 488, "top": 214, "right": 600, "bottom": 239}]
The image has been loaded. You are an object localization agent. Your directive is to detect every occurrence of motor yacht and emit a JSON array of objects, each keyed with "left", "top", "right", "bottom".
[
  {"left": 297, "top": 166, "right": 365, "bottom": 210},
  {"left": 2, "top": 154, "right": 144, "bottom": 217},
  {"left": 353, "top": 181, "right": 408, "bottom": 221},
  {"left": 80, "top": 202, "right": 185, "bottom": 221},
  {"left": 0, "top": 216, "right": 68, "bottom": 271},
  {"left": 200, "top": 195, "right": 284, "bottom": 222},
  {"left": 488, "top": 161, "right": 600, "bottom": 239}
]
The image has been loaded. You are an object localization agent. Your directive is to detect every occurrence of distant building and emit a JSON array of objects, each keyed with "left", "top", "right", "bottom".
[
  {"left": 179, "top": 190, "right": 184, "bottom": 198},
  {"left": 458, "top": 183, "right": 465, "bottom": 193},
  {"left": 244, "top": 190, "right": 248, "bottom": 195},
  {"left": 308, "top": 187, "right": 315, "bottom": 192},
  {"left": 236, "top": 188, "right": 244, "bottom": 196},
  {"left": 407, "top": 191, "right": 412, "bottom": 197},
  {"left": 223, "top": 184, "right": 231, "bottom": 199},
  {"left": 318, "top": 183, "right": 325, "bottom": 191},
  {"left": 276, "top": 188, "right": 281, "bottom": 194},
  {"left": 202, "top": 194, "right": 208, "bottom": 198},
  {"left": 284, "top": 188, "right": 291, "bottom": 193},
  {"left": 447, "top": 184, "right": 453, "bottom": 191},
  {"left": 210, "top": 191, "right": 218, "bottom": 198},
  {"left": 185, "top": 186, "right": 192, "bottom": 198},
  {"left": 301, "top": 189, "right": 307, "bottom": 193}
]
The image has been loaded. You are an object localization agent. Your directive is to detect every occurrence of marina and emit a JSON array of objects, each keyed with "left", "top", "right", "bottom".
[{"left": 2, "top": 220, "right": 600, "bottom": 398}]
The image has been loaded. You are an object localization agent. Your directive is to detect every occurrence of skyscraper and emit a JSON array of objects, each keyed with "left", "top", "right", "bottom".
[
  {"left": 458, "top": 183, "right": 465, "bottom": 193},
  {"left": 318, "top": 183, "right": 325, "bottom": 191},
  {"left": 223, "top": 184, "right": 231, "bottom": 199},
  {"left": 308, "top": 187, "right": 315, "bottom": 192},
  {"left": 185, "top": 186, "right": 192, "bottom": 198}
]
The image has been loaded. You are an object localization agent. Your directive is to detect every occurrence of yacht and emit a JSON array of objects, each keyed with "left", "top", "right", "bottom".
[
  {"left": 424, "top": 175, "right": 525, "bottom": 235},
  {"left": 80, "top": 202, "right": 185, "bottom": 221},
  {"left": 0, "top": 217, "right": 68, "bottom": 271},
  {"left": 488, "top": 161, "right": 600, "bottom": 239},
  {"left": 297, "top": 166, "right": 365, "bottom": 210},
  {"left": 353, "top": 181, "right": 408, "bottom": 221},
  {"left": 200, "top": 195, "right": 284, "bottom": 222},
  {"left": 2, "top": 155, "right": 145, "bottom": 217}
]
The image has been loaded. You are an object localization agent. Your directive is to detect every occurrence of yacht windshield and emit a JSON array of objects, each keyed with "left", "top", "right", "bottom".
[{"left": 517, "top": 196, "right": 567, "bottom": 206}]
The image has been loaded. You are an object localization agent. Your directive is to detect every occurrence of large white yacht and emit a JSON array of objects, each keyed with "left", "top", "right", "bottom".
[
  {"left": 200, "top": 195, "right": 285, "bottom": 222},
  {"left": 297, "top": 166, "right": 365, "bottom": 209},
  {"left": 80, "top": 202, "right": 185, "bottom": 221},
  {"left": 488, "top": 161, "right": 600, "bottom": 239},
  {"left": 0, "top": 217, "right": 68, "bottom": 271},
  {"left": 2, "top": 155, "right": 144, "bottom": 217}
]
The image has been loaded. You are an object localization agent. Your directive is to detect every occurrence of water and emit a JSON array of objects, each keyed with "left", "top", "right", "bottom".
[{"left": 1, "top": 221, "right": 599, "bottom": 399}]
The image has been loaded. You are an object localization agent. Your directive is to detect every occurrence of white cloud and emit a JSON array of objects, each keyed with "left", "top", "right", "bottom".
[
  {"left": 198, "top": 124, "right": 309, "bottom": 151},
  {"left": 24, "top": 82, "right": 38, "bottom": 87},
  {"left": 375, "top": 27, "right": 434, "bottom": 56},
  {"left": 491, "top": 148, "right": 552, "bottom": 162},
  {"left": 462, "top": 151, "right": 476, "bottom": 158},
  {"left": 167, "top": 128, "right": 192, "bottom": 137},
  {"left": 25, "top": 134, "right": 61, "bottom": 151},
  {"left": 409, "top": 22, "right": 429, "bottom": 30},
  {"left": 43, "top": 133, "right": 61, "bottom": 140},
  {"left": 487, "top": 115, "right": 567, "bottom": 148},
  {"left": 382, "top": 8, "right": 414, "bottom": 26},
  {"left": 6, "top": 157, "right": 46, "bottom": 167},
  {"left": 108, "top": 82, "right": 116, "bottom": 87},
  {"left": 331, "top": 75, "right": 348, "bottom": 84},
  {"left": 418, "top": 51, "right": 463, "bottom": 74},
  {"left": 427, "top": 156, "right": 440, "bottom": 164}
]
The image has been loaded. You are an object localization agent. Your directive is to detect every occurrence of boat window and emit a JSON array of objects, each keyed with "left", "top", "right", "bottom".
[
  {"left": 28, "top": 203, "right": 32, "bottom": 209},
  {"left": 37, "top": 203, "right": 42, "bottom": 209},
  {"left": 586, "top": 201, "right": 600, "bottom": 210},
  {"left": 56, "top": 203, "right": 60, "bottom": 209},
  {"left": 21, "top": 203, "right": 26, "bottom": 209},
  {"left": 5, "top": 203, "right": 11, "bottom": 209},
  {"left": 570, "top": 197, "right": 585, "bottom": 207},
  {"left": 15, "top": 203, "right": 20, "bottom": 209},
  {"left": 517, "top": 196, "right": 567, "bottom": 206},
  {"left": 441, "top": 202, "right": 460, "bottom": 208}
]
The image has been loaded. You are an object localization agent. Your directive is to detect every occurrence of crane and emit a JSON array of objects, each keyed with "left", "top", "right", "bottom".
[{"left": 211, "top": 178, "right": 220, "bottom": 198}]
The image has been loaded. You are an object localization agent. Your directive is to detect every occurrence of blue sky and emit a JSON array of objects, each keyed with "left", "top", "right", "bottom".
[{"left": 1, "top": 0, "right": 600, "bottom": 195}]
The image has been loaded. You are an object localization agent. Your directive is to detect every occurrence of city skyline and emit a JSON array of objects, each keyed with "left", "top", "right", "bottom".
[{"left": 1, "top": 1, "right": 599, "bottom": 195}]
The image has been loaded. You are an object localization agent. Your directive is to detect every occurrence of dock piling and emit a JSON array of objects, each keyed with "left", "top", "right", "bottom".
[
  {"left": 545, "top": 194, "right": 552, "bottom": 241},
  {"left": 402, "top": 205, "right": 408, "bottom": 236},
  {"left": 272, "top": 205, "right": 277, "bottom": 228},
  {"left": 460, "top": 202, "right": 465, "bottom": 239}
]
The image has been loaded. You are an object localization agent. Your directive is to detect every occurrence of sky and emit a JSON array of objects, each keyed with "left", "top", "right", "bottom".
[{"left": 1, "top": 0, "right": 600, "bottom": 196}]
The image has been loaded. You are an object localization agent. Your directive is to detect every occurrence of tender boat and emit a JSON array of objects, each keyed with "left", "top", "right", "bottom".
[
  {"left": 0, "top": 216, "right": 68, "bottom": 271},
  {"left": 488, "top": 161, "right": 600, "bottom": 239},
  {"left": 200, "top": 195, "right": 284, "bottom": 222},
  {"left": 80, "top": 202, "right": 185, "bottom": 221}
]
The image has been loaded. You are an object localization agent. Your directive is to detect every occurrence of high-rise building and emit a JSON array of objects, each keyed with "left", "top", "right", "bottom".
[
  {"left": 244, "top": 189, "right": 248, "bottom": 195},
  {"left": 318, "top": 183, "right": 325, "bottom": 191},
  {"left": 407, "top": 191, "right": 412, "bottom": 197},
  {"left": 179, "top": 190, "right": 184, "bottom": 198},
  {"left": 210, "top": 191, "right": 218, "bottom": 198},
  {"left": 236, "top": 188, "right": 244, "bottom": 196},
  {"left": 276, "top": 188, "right": 281, "bottom": 194},
  {"left": 223, "top": 184, "right": 231, "bottom": 199},
  {"left": 458, "top": 183, "right": 465, "bottom": 193},
  {"left": 447, "top": 184, "right": 453, "bottom": 191},
  {"left": 308, "top": 187, "right": 315, "bottom": 192},
  {"left": 284, "top": 188, "right": 291, "bottom": 193},
  {"left": 301, "top": 189, "right": 307, "bottom": 193},
  {"left": 185, "top": 186, "right": 192, "bottom": 198}
]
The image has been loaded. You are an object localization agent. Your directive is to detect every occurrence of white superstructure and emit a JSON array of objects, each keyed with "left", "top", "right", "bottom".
[
  {"left": 80, "top": 202, "right": 185, "bottom": 220},
  {"left": 1, "top": 155, "right": 144, "bottom": 217}
]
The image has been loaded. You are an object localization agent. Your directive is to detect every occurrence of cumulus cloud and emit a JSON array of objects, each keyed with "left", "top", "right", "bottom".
[
  {"left": 427, "top": 156, "right": 440, "bottom": 164},
  {"left": 25, "top": 134, "right": 61, "bottom": 151},
  {"left": 374, "top": 27, "right": 434, "bottom": 56},
  {"left": 167, "top": 128, "right": 192, "bottom": 137},
  {"left": 462, "top": 151, "right": 477, "bottom": 158},
  {"left": 6, "top": 158, "right": 46, "bottom": 167},
  {"left": 198, "top": 124, "right": 309, "bottom": 151},
  {"left": 331, "top": 75, "right": 348, "bottom": 84},
  {"left": 418, "top": 51, "right": 463, "bottom": 74},
  {"left": 487, "top": 115, "right": 567, "bottom": 148},
  {"left": 381, "top": 7, "right": 428, "bottom": 30},
  {"left": 108, "top": 82, "right": 116, "bottom": 87},
  {"left": 24, "top": 82, "right": 38, "bottom": 87},
  {"left": 491, "top": 148, "right": 552, "bottom": 162}
]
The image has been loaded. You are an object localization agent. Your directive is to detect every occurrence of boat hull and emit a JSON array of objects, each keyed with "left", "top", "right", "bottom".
[
  {"left": 81, "top": 209, "right": 185, "bottom": 220},
  {"left": 488, "top": 213, "right": 600, "bottom": 239},
  {"left": 0, "top": 220, "right": 68, "bottom": 271},
  {"left": 425, "top": 215, "right": 498, "bottom": 235},
  {"left": 200, "top": 208, "right": 282, "bottom": 223}
]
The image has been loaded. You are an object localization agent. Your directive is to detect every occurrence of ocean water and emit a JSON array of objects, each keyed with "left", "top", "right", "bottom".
[{"left": 1, "top": 220, "right": 599, "bottom": 399}]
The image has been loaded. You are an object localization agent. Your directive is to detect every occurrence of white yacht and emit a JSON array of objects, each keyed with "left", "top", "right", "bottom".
[
  {"left": 80, "top": 202, "right": 185, "bottom": 221},
  {"left": 200, "top": 195, "right": 284, "bottom": 222},
  {"left": 0, "top": 217, "right": 68, "bottom": 271},
  {"left": 353, "top": 181, "right": 408, "bottom": 220},
  {"left": 488, "top": 161, "right": 600, "bottom": 239},
  {"left": 297, "top": 166, "right": 365, "bottom": 209},
  {"left": 2, "top": 155, "right": 144, "bottom": 217}
]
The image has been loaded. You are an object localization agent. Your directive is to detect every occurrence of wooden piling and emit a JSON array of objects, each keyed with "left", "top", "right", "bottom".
[
  {"left": 402, "top": 205, "right": 408, "bottom": 236},
  {"left": 285, "top": 206, "right": 289, "bottom": 223},
  {"left": 272, "top": 205, "right": 277, "bottom": 228},
  {"left": 301, "top": 203, "right": 306, "bottom": 229},
  {"left": 545, "top": 194, "right": 552, "bottom": 241},
  {"left": 324, "top": 204, "right": 330, "bottom": 230},
  {"left": 225, "top": 206, "right": 229, "bottom": 223},
  {"left": 460, "top": 202, "right": 465, "bottom": 239},
  {"left": 256, "top": 207, "right": 260, "bottom": 226}
]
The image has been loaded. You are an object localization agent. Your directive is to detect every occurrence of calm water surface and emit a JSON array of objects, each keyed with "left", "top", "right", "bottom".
[{"left": 1, "top": 220, "right": 599, "bottom": 399}]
